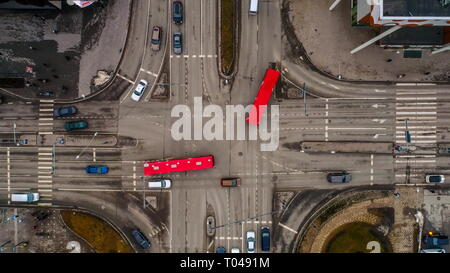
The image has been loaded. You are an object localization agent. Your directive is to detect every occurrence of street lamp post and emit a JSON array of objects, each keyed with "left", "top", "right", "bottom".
[{"left": 75, "top": 132, "right": 98, "bottom": 159}]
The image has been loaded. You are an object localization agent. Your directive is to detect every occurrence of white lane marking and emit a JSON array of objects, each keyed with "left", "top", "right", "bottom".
[
  {"left": 117, "top": 74, "right": 135, "bottom": 84},
  {"left": 140, "top": 68, "right": 158, "bottom": 77},
  {"left": 395, "top": 160, "right": 436, "bottom": 163},
  {"left": 396, "top": 97, "right": 437, "bottom": 101},
  {"left": 328, "top": 127, "right": 387, "bottom": 130},
  {"left": 396, "top": 106, "right": 437, "bottom": 110},
  {"left": 325, "top": 99, "right": 329, "bottom": 141},
  {"left": 370, "top": 154, "right": 374, "bottom": 184},
  {"left": 7, "top": 148, "right": 11, "bottom": 204},
  {"left": 396, "top": 116, "right": 437, "bottom": 120},
  {"left": 93, "top": 148, "right": 96, "bottom": 162},
  {"left": 396, "top": 112, "right": 437, "bottom": 115},
  {"left": 278, "top": 223, "right": 298, "bottom": 234},
  {"left": 396, "top": 140, "right": 437, "bottom": 144},
  {"left": 215, "top": 237, "right": 243, "bottom": 240}
]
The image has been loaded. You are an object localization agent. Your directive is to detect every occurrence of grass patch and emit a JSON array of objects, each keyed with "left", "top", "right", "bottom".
[
  {"left": 220, "top": 0, "right": 235, "bottom": 75},
  {"left": 325, "top": 222, "right": 390, "bottom": 253},
  {"left": 61, "top": 210, "right": 133, "bottom": 253}
]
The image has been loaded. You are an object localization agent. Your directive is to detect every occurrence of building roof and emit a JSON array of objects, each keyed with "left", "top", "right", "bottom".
[
  {"left": 383, "top": 0, "right": 450, "bottom": 17},
  {"left": 380, "top": 26, "right": 444, "bottom": 45}
]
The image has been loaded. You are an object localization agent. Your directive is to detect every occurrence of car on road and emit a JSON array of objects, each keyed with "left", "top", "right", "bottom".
[
  {"left": 206, "top": 216, "right": 215, "bottom": 237},
  {"left": 54, "top": 106, "right": 77, "bottom": 117},
  {"left": 131, "top": 229, "right": 151, "bottom": 249},
  {"left": 231, "top": 248, "right": 240, "bottom": 253},
  {"left": 148, "top": 178, "right": 172, "bottom": 189},
  {"left": 131, "top": 80, "right": 148, "bottom": 102},
  {"left": 216, "top": 247, "right": 226, "bottom": 253},
  {"left": 327, "top": 172, "right": 352, "bottom": 184},
  {"left": 64, "top": 120, "right": 88, "bottom": 131},
  {"left": 86, "top": 165, "right": 109, "bottom": 175},
  {"left": 151, "top": 26, "right": 162, "bottom": 51},
  {"left": 172, "top": 1, "right": 183, "bottom": 25},
  {"left": 246, "top": 231, "right": 255, "bottom": 253},
  {"left": 38, "top": 91, "right": 54, "bottom": 97},
  {"left": 221, "top": 177, "right": 241, "bottom": 187},
  {"left": 11, "top": 192, "right": 39, "bottom": 203},
  {"left": 173, "top": 32, "right": 182, "bottom": 55},
  {"left": 425, "top": 174, "right": 445, "bottom": 184},
  {"left": 260, "top": 226, "right": 270, "bottom": 251},
  {"left": 420, "top": 248, "right": 446, "bottom": 253}
]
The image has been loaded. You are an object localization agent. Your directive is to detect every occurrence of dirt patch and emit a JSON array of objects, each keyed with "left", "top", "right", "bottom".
[
  {"left": 60, "top": 210, "right": 133, "bottom": 253},
  {"left": 220, "top": 0, "right": 236, "bottom": 75}
]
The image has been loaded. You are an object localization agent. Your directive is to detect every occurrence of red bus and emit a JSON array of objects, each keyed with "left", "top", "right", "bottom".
[
  {"left": 246, "top": 68, "right": 280, "bottom": 126},
  {"left": 143, "top": 156, "right": 214, "bottom": 175}
]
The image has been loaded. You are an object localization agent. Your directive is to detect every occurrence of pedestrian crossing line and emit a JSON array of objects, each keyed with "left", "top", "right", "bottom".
[
  {"left": 39, "top": 194, "right": 53, "bottom": 198},
  {"left": 38, "top": 180, "right": 53, "bottom": 184},
  {"left": 38, "top": 161, "right": 53, "bottom": 165},
  {"left": 38, "top": 132, "right": 53, "bottom": 135},
  {"left": 38, "top": 166, "right": 53, "bottom": 170},
  {"left": 39, "top": 108, "right": 54, "bottom": 112},
  {"left": 38, "top": 175, "right": 52, "bottom": 179},
  {"left": 38, "top": 148, "right": 53, "bottom": 151},
  {"left": 39, "top": 118, "right": 54, "bottom": 121},
  {"left": 38, "top": 153, "right": 53, "bottom": 156},
  {"left": 37, "top": 189, "right": 53, "bottom": 192},
  {"left": 38, "top": 184, "right": 53, "bottom": 188},
  {"left": 38, "top": 202, "right": 52, "bottom": 206}
]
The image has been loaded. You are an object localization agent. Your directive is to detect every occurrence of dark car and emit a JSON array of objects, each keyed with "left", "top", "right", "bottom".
[
  {"left": 173, "top": 32, "right": 182, "bottom": 55},
  {"left": 172, "top": 1, "right": 183, "bottom": 25},
  {"left": 261, "top": 226, "right": 270, "bottom": 251},
  {"left": 216, "top": 247, "right": 226, "bottom": 253},
  {"left": 38, "top": 91, "right": 54, "bottom": 97},
  {"left": 131, "top": 229, "right": 151, "bottom": 249},
  {"left": 86, "top": 165, "right": 109, "bottom": 174},
  {"left": 0, "top": 96, "right": 3, "bottom": 104},
  {"left": 54, "top": 106, "right": 77, "bottom": 117},
  {"left": 327, "top": 172, "right": 352, "bottom": 183},
  {"left": 221, "top": 178, "right": 241, "bottom": 187},
  {"left": 64, "top": 120, "right": 88, "bottom": 131}
]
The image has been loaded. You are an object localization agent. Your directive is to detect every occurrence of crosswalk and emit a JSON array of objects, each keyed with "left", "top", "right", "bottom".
[
  {"left": 37, "top": 147, "right": 53, "bottom": 206},
  {"left": 37, "top": 99, "right": 54, "bottom": 206},
  {"left": 394, "top": 90, "right": 437, "bottom": 183},
  {"left": 38, "top": 99, "right": 54, "bottom": 135}
]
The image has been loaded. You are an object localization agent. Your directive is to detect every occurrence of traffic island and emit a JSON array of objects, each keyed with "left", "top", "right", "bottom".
[
  {"left": 19, "top": 134, "right": 117, "bottom": 147},
  {"left": 219, "top": 0, "right": 237, "bottom": 77},
  {"left": 295, "top": 188, "right": 422, "bottom": 253}
]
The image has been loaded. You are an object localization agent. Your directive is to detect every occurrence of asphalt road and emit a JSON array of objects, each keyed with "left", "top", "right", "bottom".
[{"left": 2, "top": 0, "right": 450, "bottom": 254}]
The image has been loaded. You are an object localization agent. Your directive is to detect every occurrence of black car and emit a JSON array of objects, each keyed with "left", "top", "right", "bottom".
[
  {"left": 54, "top": 106, "right": 77, "bottom": 117},
  {"left": 327, "top": 172, "right": 352, "bottom": 183},
  {"left": 172, "top": 1, "right": 183, "bottom": 25},
  {"left": 261, "top": 226, "right": 270, "bottom": 251},
  {"left": 131, "top": 229, "right": 150, "bottom": 249},
  {"left": 38, "top": 91, "right": 54, "bottom": 97}
]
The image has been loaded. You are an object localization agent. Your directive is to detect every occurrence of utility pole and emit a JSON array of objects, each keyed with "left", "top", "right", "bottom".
[{"left": 75, "top": 132, "right": 98, "bottom": 159}]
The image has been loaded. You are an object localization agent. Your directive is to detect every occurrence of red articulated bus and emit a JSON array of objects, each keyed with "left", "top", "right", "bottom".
[
  {"left": 143, "top": 155, "right": 214, "bottom": 175},
  {"left": 246, "top": 68, "right": 280, "bottom": 126}
]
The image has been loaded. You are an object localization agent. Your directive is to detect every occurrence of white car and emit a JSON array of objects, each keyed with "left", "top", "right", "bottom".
[
  {"left": 148, "top": 179, "right": 172, "bottom": 189},
  {"left": 425, "top": 174, "right": 445, "bottom": 184},
  {"left": 246, "top": 231, "right": 255, "bottom": 253},
  {"left": 131, "top": 80, "right": 148, "bottom": 102},
  {"left": 231, "top": 248, "right": 240, "bottom": 253}
]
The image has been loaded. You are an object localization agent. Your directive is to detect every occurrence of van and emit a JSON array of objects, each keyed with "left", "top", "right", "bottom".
[
  {"left": 11, "top": 192, "right": 39, "bottom": 203},
  {"left": 148, "top": 179, "right": 172, "bottom": 189},
  {"left": 220, "top": 178, "right": 241, "bottom": 187},
  {"left": 249, "top": 0, "right": 258, "bottom": 15}
]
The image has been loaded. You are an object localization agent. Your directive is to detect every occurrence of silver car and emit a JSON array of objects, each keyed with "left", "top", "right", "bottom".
[{"left": 173, "top": 32, "right": 182, "bottom": 55}]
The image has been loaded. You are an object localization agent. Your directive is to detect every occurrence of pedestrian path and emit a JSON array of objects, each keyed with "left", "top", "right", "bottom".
[
  {"left": 38, "top": 99, "right": 54, "bottom": 135},
  {"left": 394, "top": 90, "right": 437, "bottom": 183}
]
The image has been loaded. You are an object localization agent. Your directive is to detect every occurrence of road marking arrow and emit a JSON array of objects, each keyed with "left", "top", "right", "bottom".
[
  {"left": 372, "top": 119, "right": 387, "bottom": 124},
  {"left": 372, "top": 104, "right": 387, "bottom": 108},
  {"left": 373, "top": 133, "right": 388, "bottom": 139}
]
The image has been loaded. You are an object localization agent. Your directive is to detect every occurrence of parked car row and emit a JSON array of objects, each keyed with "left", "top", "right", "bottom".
[
  {"left": 246, "top": 227, "right": 270, "bottom": 253},
  {"left": 326, "top": 172, "right": 446, "bottom": 184}
]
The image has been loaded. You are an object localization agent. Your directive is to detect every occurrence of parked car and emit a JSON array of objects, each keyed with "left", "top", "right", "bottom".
[
  {"left": 131, "top": 229, "right": 151, "bottom": 249},
  {"left": 38, "top": 91, "right": 54, "bottom": 97},
  {"left": 54, "top": 106, "right": 77, "bottom": 117},
  {"left": 131, "top": 80, "right": 148, "bottom": 102},
  {"left": 425, "top": 174, "right": 445, "bottom": 184},
  {"left": 148, "top": 178, "right": 172, "bottom": 189},
  {"left": 64, "top": 120, "right": 88, "bottom": 131},
  {"left": 151, "top": 26, "right": 162, "bottom": 51},
  {"left": 172, "top": 1, "right": 183, "bottom": 25},
  {"left": 327, "top": 172, "right": 352, "bottom": 183},
  {"left": 246, "top": 231, "right": 255, "bottom": 253},
  {"left": 86, "top": 165, "right": 109, "bottom": 175},
  {"left": 216, "top": 247, "right": 226, "bottom": 253},
  {"left": 221, "top": 178, "right": 241, "bottom": 187},
  {"left": 260, "top": 226, "right": 270, "bottom": 251},
  {"left": 423, "top": 234, "right": 449, "bottom": 247},
  {"left": 173, "top": 32, "right": 182, "bottom": 55}
]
